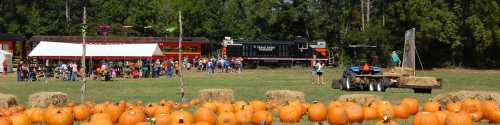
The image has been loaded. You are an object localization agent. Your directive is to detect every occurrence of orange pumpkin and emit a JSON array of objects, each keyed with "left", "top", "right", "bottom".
[
  {"left": 136, "top": 122, "right": 151, "bottom": 125},
  {"left": 482, "top": 100, "right": 497, "bottom": 121},
  {"left": 45, "top": 107, "right": 74, "bottom": 125},
  {"left": 232, "top": 101, "right": 248, "bottom": 112},
  {"left": 66, "top": 102, "right": 77, "bottom": 107},
  {"left": 343, "top": 102, "right": 363, "bottom": 123},
  {"left": 251, "top": 110, "right": 272, "bottom": 125},
  {"left": 393, "top": 104, "right": 410, "bottom": 119},
  {"left": 235, "top": 108, "right": 252, "bottom": 124},
  {"left": 92, "top": 104, "right": 106, "bottom": 114},
  {"left": 154, "top": 104, "right": 171, "bottom": 117},
  {"left": 374, "top": 101, "right": 395, "bottom": 120},
  {"left": 491, "top": 108, "right": 500, "bottom": 123},
  {"left": 461, "top": 99, "right": 483, "bottom": 121},
  {"left": 90, "top": 113, "right": 113, "bottom": 122},
  {"left": 145, "top": 103, "right": 159, "bottom": 117},
  {"left": 202, "top": 102, "right": 218, "bottom": 112},
  {"left": 445, "top": 111, "right": 472, "bottom": 125},
  {"left": 73, "top": 104, "right": 91, "bottom": 121},
  {"left": 0, "top": 116, "right": 11, "bottom": 125},
  {"left": 249, "top": 100, "right": 267, "bottom": 111},
  {"left": 194, "top": 107, "right": 216, "bottom": 124},
  {"left": 217, "top": 112, "right": 237, "bottom": 125},
  {"left": 288, "top": 100, "right": 306, "bottom": 114},
  {"left": 118, "top": 110, "right": 146, "bottom": 125},
  {"left": 434, "top": 111, "right": 449, "bottom": 125},
  {"left": 423, "top": 101, "right": 440, "bottom": 112},
  {"left": 154, "top": 113, "right": 170, "bottom": 125},
  {"left": 307, "top": 101, "right": 327, "bottom": 122},
  {"left": 118, "top": 100, "right": 128, "bottom": 112},
  {"left": 25, "top": 108, "right": 45, "bottom": 123},
  {"left": 10, "top": 113, "right": 31, "bottom": 125},
  {"left": 363, "top": 106, "right": 378, "bottom": 121},
  {"left": 104, "top": 103, "right": 123, "bottom": 122},
  {"left": 86, "top": 119, "right": 113, "bottom": 125},
  {"left": 327, "top": 104, "right": 348, "bottom": 125},
  {"left": 217, "top": 103, "right": 235, "bottom": 114},
  {"left": 400, "top": 98, "right": 418, "bottom": 115},
  {"left": 190, "top": 98, "right": 200, "bottom": 106},
  {"left": 194, "top": 122, "right": 211, "bottom": 125},
  {"left": 446, "top": 102, "right": 462, "bottom": 112},
  {"left": 412, "top": 112, "right": 439, "bottom": 125},
  {"left": 278, "top": 105, "right": 302, "bottom": 123},
  {"left": 15, "top": 106, "right": 25, "bottom": 113},
  {"left": 169, "top": 110, "right": 193, "bottom": 125}
]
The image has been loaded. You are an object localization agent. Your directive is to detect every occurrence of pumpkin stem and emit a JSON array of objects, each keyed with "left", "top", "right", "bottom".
[
  {"left": 383, "top": 115, "right": 389, "bottom": 123},
  {"left": 178, "top": 118, "right": 184, "bottom": 123}
]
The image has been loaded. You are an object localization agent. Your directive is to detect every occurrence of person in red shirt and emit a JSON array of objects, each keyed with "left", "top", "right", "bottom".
[{"left": 2, "top": 59, "right": 7, "bottom": 75}]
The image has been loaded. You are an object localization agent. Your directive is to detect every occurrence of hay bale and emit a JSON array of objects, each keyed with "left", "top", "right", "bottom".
[
  {"left": 429, "top": 91, "right": 500, "bottom": 106},
  {"left": 265, "top": 90, "right": 305, "bottom": 105},
  {"left": 383, "top": 67, "right": 414, "bottom": 76},
  {"left": 400, "top": 76, "right": 441, "bottom": 86},
  {"left": 0, "top": 93, "right": 17, "bottom": 108},
  {"left": 29, "top": 92, "right": 68, "bottom": 108},
  {"left": 337, "top": 94, "right": 383, "bottom": 105},
  {"left": 198, "top": 89, "right": 234, "bottom": 102}
]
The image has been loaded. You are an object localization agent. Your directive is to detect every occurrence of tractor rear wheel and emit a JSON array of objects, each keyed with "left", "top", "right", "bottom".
[
  {"left": 345, "top": 77, "right": 352, "bottom": 90},
  {"left": 369, "top": 80, "right": 375, "bottom": 91}
]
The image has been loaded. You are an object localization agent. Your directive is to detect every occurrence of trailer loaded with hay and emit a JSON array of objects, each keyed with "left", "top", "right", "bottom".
[{"left": 332, "top": 28, "right": 442, "bottom": 93}]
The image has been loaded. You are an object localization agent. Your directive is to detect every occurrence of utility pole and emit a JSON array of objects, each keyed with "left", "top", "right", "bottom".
[
  {"left": 178, "top": 11, "right": 185, "bottom": 103},
  {"left": 361, "top": 0, "right": 365, "bottom": 31},
  {"left": 80, "top": 2, "right": 88, "bottom": 103}
]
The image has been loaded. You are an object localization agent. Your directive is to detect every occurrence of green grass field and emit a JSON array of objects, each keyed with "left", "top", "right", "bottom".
[{"left": 0, "top": 67, "right": 499, "bottom": 124}]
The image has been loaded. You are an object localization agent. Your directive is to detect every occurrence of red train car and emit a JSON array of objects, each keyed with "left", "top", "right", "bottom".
[{"left": 29, "top": 36, "right": 211, "bottom": 60}]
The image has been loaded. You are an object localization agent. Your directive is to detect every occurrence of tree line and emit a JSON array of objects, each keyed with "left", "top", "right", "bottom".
[{"left": 0, "top": 0, "right": 499, "bottom": 68}]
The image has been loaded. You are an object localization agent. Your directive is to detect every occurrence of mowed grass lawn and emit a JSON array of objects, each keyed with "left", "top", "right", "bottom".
[
  {"left": 1, "top": 67, "right": 499, "bottom": 104},
  {"left": 0, "top": 67, "right": 499, "bottom": 124}
]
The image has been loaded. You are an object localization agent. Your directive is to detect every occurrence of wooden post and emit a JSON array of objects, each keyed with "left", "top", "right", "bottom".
[
  {"left": 80, "top": 5, "right": 87, "bottom": 103},
  {"left": 178, "top": 11, "right": 185, "bottom": 103}
]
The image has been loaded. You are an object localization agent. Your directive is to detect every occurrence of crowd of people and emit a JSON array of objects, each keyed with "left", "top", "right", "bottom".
[{"left": 15, "top": 56, "right": 245, "bottom": 82}]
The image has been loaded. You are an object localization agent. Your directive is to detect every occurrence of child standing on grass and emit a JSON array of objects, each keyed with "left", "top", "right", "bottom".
[{"left": 315, "top": 61, "right": 325, "bottom": 85}]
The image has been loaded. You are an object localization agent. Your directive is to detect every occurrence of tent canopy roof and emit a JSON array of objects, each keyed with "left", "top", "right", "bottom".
[{"left": 28, "top": 41, "right": 163, "bottom": 57}]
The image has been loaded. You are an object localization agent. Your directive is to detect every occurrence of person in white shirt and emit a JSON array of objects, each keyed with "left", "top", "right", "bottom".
[{"left": 315, "top": 61, "right": 325, "bottom": 85}]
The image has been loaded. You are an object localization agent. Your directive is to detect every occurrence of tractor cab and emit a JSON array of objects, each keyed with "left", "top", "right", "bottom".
[{"left": 346, "top": 45, "right": 381, "bottom": 75}]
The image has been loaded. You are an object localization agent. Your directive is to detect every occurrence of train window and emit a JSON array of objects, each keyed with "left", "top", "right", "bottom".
[{"left": 298, "top": 43, "right": 308, "bottom": 49}]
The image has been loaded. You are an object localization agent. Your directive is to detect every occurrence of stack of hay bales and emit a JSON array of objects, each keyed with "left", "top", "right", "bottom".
[
  {"left": 0, "top": 93, "right": 17, "bottom": 108},
  {"left": 29, "top": 92, "right": 68, "bottom": 108},
  {"left": 429, "top": 91, "right": 500, "bottom": 106},
  {"left": 265, "top": 90, "right": 305, "bottom": 105},
  {"left": 337, "top": 94, "right": 382, "bottom": 105},
  {"left": 198, "top": 89, "right": 234, "bottom": 102}
]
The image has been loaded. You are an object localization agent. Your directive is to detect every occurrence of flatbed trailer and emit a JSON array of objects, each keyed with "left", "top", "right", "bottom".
[{"left": 333, "top": 73, "right": 442, "bottom": 93}]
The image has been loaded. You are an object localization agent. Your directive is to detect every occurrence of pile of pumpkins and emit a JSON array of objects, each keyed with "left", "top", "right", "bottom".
[{"left": 0, "top": 97, "right": 498, "bottom": 125}]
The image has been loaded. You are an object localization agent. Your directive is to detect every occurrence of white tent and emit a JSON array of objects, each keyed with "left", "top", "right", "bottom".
[
  {"left": 0, "top": 50, "right": 13, "bottom": 72},
  {"left": 28, "top": 41, "right": 163, "bottom": 58}
]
